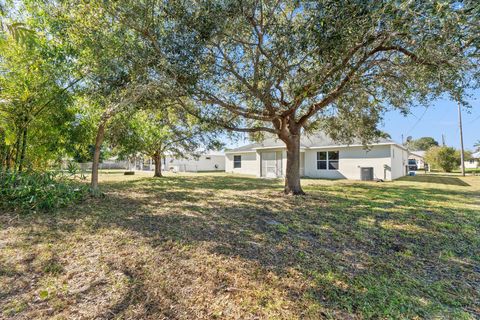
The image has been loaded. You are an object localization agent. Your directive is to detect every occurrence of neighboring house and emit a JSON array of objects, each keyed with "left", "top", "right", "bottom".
[
  {"left": 225, "top": 133, "right": 409, "bottom": 181},
  {"left": 465, "top": 151, "right": 480, "bottom": 169},
  {"left": 61, "top": 157, "right": 129, "bottom": 170},
  {"left": 111, "top": 152, "right": 224, "bottom": 172},
  {"left": 163, "top": 152, "right": 226, "bottom": 172},
  {"left": 408, "top": 150, "right": 426, "bottom": 170}
]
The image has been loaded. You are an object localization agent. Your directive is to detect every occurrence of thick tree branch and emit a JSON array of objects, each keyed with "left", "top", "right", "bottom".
[{"left": 176, "top": 97, "right": 277, "bottom": 134}]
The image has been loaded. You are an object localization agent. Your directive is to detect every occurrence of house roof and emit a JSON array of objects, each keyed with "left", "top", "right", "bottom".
[
  {"left": 163, "top": 150, "right": 225, "bottom": 158},
  {"left": 409, "top": 150, "right": 426, "bottom": 158},
  {"left": 472, "top": 151, "right": 480, "bottom": 159},
  {"left": 225, "top": 132, "right": 402, "bottom": 153}
]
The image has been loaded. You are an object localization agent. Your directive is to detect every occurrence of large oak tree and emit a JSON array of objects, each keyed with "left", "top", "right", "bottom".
[{"left": 104, "top": 0, "right": 479, "bottom": 194}]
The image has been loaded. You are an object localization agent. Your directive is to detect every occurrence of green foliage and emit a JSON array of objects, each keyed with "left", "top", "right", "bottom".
[
  {"left": 425, "top": 146, "right": 460, "bottom": 172},
  {"left": 38, "top": 290, "right": 49, "bottom": 300},
  {"left": 0, "top": 7, "right": 80, "bottom": 171},
  {"left": 0, "top": 170, "right": 88, "bottom": 212},
  {"left": 101, "top": 0, "right": 478, "bottom": 143},
  {"left": 406, "top": 137, "right": 439, "bottom": 151},
  {"left": 0, "top": 21, "right": 33, "bottom": 44},
  {"left": 108, "top": 106, "right": 222, "bottom": 160},
  {"left": 66, "top": 162, "right": 79, "bottom": 175},
  {"left": 2, "top": 0, "right": 478, "bottom": 192}
]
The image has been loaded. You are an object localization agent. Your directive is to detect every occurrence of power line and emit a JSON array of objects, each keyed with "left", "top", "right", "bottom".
[
  {"left": 405, "top": 107, "right": 428, "bottom": 136},
  {"left": 467, "top": 113, "right": 480, "bottom": 124}
]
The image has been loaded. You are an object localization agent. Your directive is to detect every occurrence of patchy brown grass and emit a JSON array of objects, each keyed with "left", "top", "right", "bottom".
[{"left": 1, "top": 172, "right": 479, "bottom": 319}]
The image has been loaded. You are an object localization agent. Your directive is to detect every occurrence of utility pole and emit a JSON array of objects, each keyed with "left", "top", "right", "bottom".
[{"left": 457, "top": 97, "right": 465, "bottom": 176}]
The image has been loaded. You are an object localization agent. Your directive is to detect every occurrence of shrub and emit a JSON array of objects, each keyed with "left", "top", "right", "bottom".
[
  {"left": 425, "top": 146, "right": 459, "bottom": 172},
  {"left": 0, "top": 170, "right": 88, "bottom": 212}
]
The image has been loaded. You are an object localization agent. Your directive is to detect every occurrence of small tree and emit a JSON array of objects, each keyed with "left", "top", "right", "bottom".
[
  {"left": 425, "top": 146, "right": 459, "bottom": 172},
  {"left": 108, "top": 107, "right": 222, "bottom": 177},
  {"left": 0, "top": 23, "right": 79, "bottom": 172}
]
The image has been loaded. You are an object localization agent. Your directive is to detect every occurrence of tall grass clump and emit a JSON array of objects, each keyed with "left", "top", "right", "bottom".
[{"left": 0, "top": 170, "right": 88, "bottom": 212}]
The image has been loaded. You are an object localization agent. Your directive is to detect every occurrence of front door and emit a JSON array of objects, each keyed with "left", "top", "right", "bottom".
[{"left": 261, "top": 152, "right": 280, "bottom": 178}]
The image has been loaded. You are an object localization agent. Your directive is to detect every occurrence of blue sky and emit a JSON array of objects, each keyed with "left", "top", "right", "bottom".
[
  {"left": 381, "top": 91, "right": 479, "bottom": 150},
  {"left": 224, "top": 90, "right": 479, "bottom": 151}
]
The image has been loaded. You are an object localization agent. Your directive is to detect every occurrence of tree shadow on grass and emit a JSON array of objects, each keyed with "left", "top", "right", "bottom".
[
  {"left": 3, "top": 175, "right": 479, "bottom": 319},
  {"left": 397, "top": 174, "right": 470, "bottom": 186},
  {"left": 100, "top": 174, "right": 282, "bottom": 193},
  {"left": 85, "top": 176, "right": 479, "bottom": 318}
]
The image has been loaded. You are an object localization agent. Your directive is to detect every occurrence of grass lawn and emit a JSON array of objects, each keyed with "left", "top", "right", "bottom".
[{"left": 1, "top": 172, "right": 479, "bottom": 319}]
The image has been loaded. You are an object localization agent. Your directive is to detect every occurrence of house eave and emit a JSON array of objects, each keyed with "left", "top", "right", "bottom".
[
  {"left": 226, "top": 141, "right": 404, "bottom": 153},
  {"left": 308, "top": 142, "right": 400, "bottom": 150},
  {"left": 251, "top": 146, "right": 307, "bottom": 151},
  {"left": 224, "top": 150, "right": 257, "bottom": 154}
]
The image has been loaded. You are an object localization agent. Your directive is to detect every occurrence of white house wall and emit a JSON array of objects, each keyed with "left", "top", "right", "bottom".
[
  {"left": 390, "top": 145, "right": 408, "bottom": 180},
  {"left": 465, "top": 160, "right": 479, "bottom": 169},
  {"left": 164, "top": 154, "right": 225, "bottom": 172},
  {"left": 304, "top": 145, "right": 395, "bottom": 180},
  {"left": 225, "top": 152, "right": 259, "bottom": 176},
  {"left": 226, "top": 144, "right": 408, "bottom": 181}
]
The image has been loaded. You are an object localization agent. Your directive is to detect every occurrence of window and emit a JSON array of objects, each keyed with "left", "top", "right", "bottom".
[
  {"left": 317, "top": 151, "right": 339, "bottom": 170},
  {"left": 233, "top": 155, "right": 241, "bottom": 168},
  {"left": 328, "top": 151, "right": 339, "bottom": 169},
  {"left": 317, "top": 152, "right": 327, "bottom": 169}
]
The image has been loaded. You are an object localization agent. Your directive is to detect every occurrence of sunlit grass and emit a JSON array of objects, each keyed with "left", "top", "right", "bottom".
[{"left": 1, "top": 172, "right": 479, "bottom": 319}]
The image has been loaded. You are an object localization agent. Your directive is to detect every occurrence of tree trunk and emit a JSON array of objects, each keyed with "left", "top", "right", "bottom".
[
  {"left": 18, "top": 127, "right": 27, "bottom": 173},
  {"left": 90, "top": 122, "right": 106, "bottom": 190},
  {"left": 153, "top": 152, "right": 163, "bottom": 177},
  {"left": 5, "top": 148, "right": 12, "bottom": 170},
  {"left": 283, "top": 133, "right": 305, "bottom": 195},
  {"left": 13, "top": 133, "right": 21, "bottom": 173},
  {"left": 0, "top": 129, "right": 6, "bottom": 175}
]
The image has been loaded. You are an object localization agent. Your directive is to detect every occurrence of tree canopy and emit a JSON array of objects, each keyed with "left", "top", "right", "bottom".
[
  {"left": 0, "top": 8, "right": 80, "bottom": 171},
  {"left": 1, "top": 0, "right": 479, "bottom": 194},
  {"left": 406, "top": 137, "right": 439, "bottom": 151}
]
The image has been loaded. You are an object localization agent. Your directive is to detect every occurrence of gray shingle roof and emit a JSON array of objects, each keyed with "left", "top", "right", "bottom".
[{"left": 226, "top": 132, "right": 397, "bottom": 153}]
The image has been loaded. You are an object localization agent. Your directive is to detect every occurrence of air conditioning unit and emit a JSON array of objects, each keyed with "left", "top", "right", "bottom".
[{"left": 360, "top": 167, "right": 374, "bottom": 181}]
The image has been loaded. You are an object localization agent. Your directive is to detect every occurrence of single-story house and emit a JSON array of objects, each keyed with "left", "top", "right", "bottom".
[
  {"left": 225, "top": 133, "right": 409, "bottom": 181},
  {"left": 61, "top": 157, "right": 130, "bottom": 171},
  {"left": 465, "top": 151, "right": 480, "bottom": 169},
  {"left": 132, "top": 152, "right": 225, "bottom": 172},
  {"left": 163, "top": 152, "right": 225, "bottom": 172},
  {"left": 408, "top": 150, "right": 426, "bottom": 170}
]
